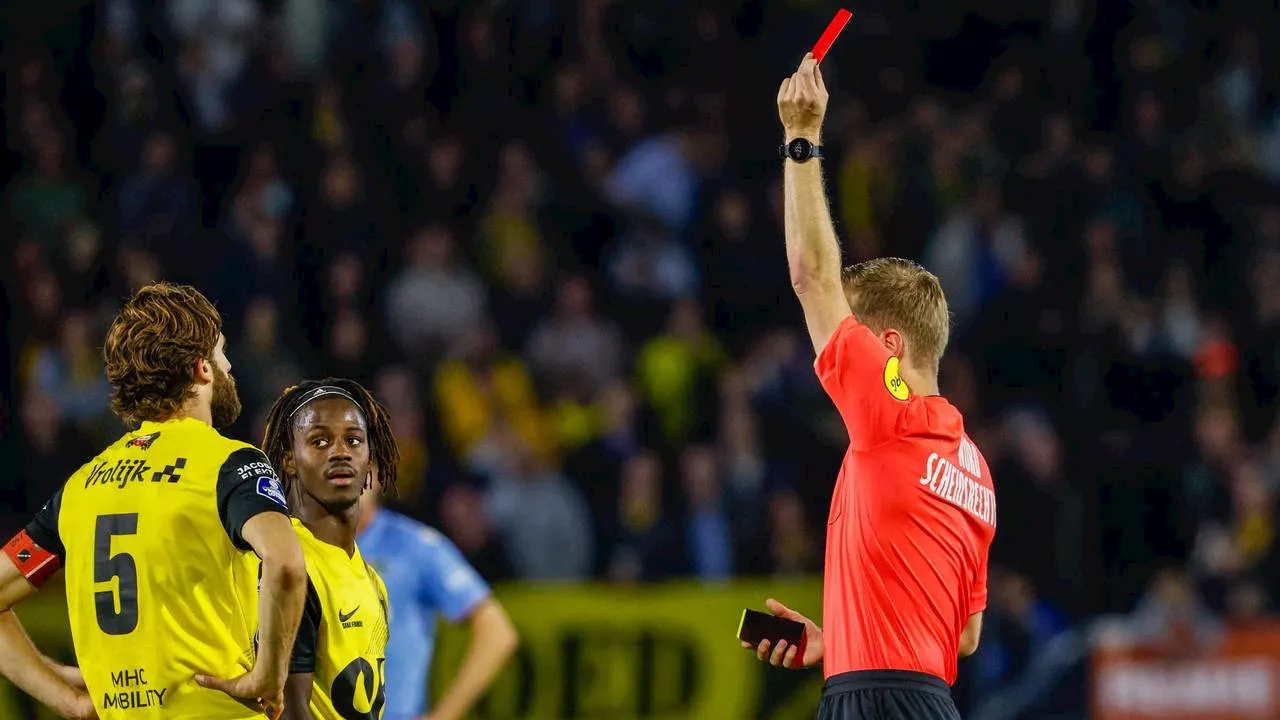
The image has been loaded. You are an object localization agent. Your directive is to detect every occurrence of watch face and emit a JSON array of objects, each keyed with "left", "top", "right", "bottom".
[{"left": 788, "top": 139, "right": 811, "bottom": 160}]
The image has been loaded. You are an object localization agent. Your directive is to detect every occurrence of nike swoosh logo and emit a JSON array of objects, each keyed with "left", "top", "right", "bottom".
[{"left": 339, "top": 606, "right": 360, "bottom": 623}]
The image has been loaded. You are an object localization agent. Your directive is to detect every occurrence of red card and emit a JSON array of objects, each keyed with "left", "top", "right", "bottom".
[{"left": 812, "top": 9, "right": 853, "bottom": 63}]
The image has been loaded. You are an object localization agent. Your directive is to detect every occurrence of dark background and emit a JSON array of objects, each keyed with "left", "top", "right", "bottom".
[{"left": 6, "top": 0, "right": 1280, "bottom": 716}]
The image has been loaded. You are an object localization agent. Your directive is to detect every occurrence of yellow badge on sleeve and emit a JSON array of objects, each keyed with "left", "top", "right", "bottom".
[{"left": 884, "top": 356, "right": 910, "bottom": 400}]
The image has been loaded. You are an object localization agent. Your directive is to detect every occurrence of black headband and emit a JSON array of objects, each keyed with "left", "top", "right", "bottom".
[{"left": 287, "top": 385, "right": 361, "bottom": 421}]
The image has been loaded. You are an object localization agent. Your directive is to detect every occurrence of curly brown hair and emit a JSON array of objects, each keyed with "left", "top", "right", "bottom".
[{"left": 104, "top": 282, "right": 222, "bottom": 425}]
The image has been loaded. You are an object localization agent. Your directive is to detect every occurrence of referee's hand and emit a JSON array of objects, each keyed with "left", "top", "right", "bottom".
[
  {"left": 777, "top": 52, "right": 828, "bottom": 140},
  {"left": 741, "top": 598, "right": 824, "bottom": 669}
]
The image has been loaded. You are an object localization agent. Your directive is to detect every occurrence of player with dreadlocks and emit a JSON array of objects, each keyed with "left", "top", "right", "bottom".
[{"left": 259, "top": 378, "right": 399, "bottom": 720}]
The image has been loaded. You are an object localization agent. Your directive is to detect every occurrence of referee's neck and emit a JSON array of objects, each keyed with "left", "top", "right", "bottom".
[{"left": 902, "top": 364, "right": 940, "bottom": 398}]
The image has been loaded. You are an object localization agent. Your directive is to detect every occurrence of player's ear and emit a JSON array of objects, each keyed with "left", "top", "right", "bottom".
[
  {"left": 282, "top": 452, "right": 296, "bottom": 479},
  {"left": 194, "top": 356, "right": 214, "bottom": 385}
]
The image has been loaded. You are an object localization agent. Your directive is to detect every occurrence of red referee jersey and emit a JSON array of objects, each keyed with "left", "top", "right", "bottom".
[{"left": 815, "top": 316, "right": 996, "bottom": 685}]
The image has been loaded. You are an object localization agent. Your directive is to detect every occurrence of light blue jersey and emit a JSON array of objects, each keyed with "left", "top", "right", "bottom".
[{"left": 358, "top": 508, "right": 491, "bottom": 719}]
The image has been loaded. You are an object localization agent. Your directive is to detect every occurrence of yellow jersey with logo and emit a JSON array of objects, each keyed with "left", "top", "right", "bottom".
[
  {"left": 20, "top": 417, "right": 290, "bottom": 719},
  {"left": 286, "top": 518, "right": 389, "bottom": 720}
]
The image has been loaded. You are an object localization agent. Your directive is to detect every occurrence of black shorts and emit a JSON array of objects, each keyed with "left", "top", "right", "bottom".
[{"left": 816, "top": 670, "right": 962, "bottom": 720}]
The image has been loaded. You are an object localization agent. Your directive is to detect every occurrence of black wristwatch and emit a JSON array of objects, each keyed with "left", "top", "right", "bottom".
[{"left": 779, "top": 137, "right": 824, "bottom": 163}]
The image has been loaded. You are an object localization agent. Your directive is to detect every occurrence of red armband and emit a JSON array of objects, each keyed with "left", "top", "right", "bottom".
[{"left": 3, "top": 530, "right": 62, "bottom": 588}]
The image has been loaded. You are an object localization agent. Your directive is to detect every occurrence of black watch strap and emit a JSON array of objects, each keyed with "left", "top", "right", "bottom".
[{"left": 779, "top": 138, "right": 824, "bottom": 162}]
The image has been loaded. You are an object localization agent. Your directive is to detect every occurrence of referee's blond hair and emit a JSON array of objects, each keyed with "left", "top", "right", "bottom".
[{"left": 841, "top": 258, "right": 950, "bottom": 373}]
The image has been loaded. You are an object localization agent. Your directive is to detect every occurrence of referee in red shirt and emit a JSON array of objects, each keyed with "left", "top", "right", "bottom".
[{"left": 742, "top": 54, "right": 997, "bottom": 720}]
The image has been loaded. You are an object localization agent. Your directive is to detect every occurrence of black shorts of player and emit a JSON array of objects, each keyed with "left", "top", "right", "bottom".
[{"left": 817, "top": 670, "right": 961, "bottom": 720}]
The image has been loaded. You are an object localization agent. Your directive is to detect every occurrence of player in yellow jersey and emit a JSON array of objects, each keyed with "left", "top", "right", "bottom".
[
  {"left": 0, "top": 283, "right": 308, "bottom": 720},
  {"left": 258, "top": 379, "right": 399, "bottom": 720}
]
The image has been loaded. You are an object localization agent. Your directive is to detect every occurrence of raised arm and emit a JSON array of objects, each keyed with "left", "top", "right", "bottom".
[{"left": 779, "top": 53, "right": 852, "bottom": 355}]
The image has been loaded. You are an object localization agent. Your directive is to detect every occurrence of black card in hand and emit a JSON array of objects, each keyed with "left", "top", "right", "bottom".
[{"left": 738, "top": 608, "right": 806, "bottom": 657}]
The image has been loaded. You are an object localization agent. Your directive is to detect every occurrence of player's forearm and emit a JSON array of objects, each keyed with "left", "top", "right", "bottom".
[
  {"left": 0, "top": 611, "right": 86, "bottom": 716},
  {"left": 39, "top": 654, "right": 85, "bottom": 690},
  {"left": 783, "top": 134, "right": 843, "bottom": 294},
  {"left": 255, "top": 558, "right": 308, "bottom": 690},
  {"left": 431, "top": 601, "right": 519, "bottom": 720}
]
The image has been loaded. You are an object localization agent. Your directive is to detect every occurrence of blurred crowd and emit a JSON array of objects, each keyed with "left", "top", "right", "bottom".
[{"left": 5, "top": 0, "right": 1280, "bottom": 715}]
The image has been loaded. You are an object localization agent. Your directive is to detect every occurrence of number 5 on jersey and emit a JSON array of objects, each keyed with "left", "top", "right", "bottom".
[{"left": 95, "top": 514, "right": 140, "bottom": 635}]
